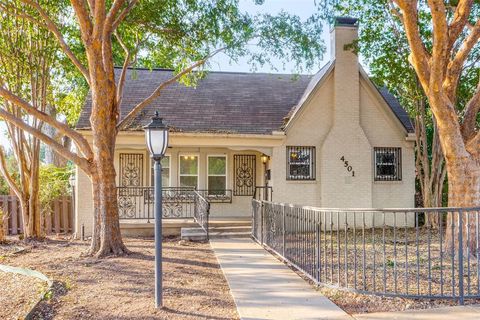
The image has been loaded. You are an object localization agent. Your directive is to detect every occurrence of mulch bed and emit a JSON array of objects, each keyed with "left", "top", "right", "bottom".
[
  {"left": 0, "top": 236, "right": 239, "bottom": 320},
  {"left": 0, "top": 271, "right": 47, "bottom": 319}
]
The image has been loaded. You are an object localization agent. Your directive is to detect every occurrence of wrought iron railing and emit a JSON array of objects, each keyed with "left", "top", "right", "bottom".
[
  {"left": 195, "top": 189, "right": 233, "bottom": 203},
  {"left": 253, "top": 186, "right": 273, "bottom": 201},
  {"left": 117, "top": 186, "right": 199, "bottom": 220},
  {"left": 194, "top": 191, "right": 210, "bottom": 239},
  {"left": 252, "top": 199, "right": 480, "bottom": 304}
]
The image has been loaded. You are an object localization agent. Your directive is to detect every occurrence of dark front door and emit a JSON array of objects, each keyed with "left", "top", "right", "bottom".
[
  {"left": 119, "top": 153, "right": 144, "bottom": 187},
  {"left": 233, "top": 154, "right": 256, "bottom": 196}
]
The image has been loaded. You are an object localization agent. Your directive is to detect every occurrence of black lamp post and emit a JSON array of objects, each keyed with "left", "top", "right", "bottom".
[{"left": 144, "top": 111, "right": 169, "bottom": 308}]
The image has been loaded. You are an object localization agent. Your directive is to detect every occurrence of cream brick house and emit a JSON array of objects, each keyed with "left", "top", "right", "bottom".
[{"left": 74, "top": 18, "right": 415, "bottom": 236}]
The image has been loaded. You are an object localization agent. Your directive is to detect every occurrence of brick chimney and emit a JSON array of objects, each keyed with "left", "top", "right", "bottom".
[{"left": 320, "top": 17, "right": 373, "bottom": 209}]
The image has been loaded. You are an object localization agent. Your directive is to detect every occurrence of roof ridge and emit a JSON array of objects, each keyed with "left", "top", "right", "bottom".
[{"left": 113, "top": 66, "right": 314, "bottom": 77}]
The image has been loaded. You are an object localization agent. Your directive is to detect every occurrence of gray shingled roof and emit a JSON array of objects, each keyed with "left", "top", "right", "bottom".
[
  {"left": 77, "top": 68, "right": 312, "bottom": 134},
  {"left": 76, "top": 67, "right": 413, "bottom": 134},
  {"left": 377, "top": 87, "right": 414, "bottom": 133}
]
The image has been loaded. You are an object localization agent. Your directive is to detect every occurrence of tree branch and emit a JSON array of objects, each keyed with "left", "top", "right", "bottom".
[
  {"left": 112, "top": 0, "right": 139, "bottom": 31},
  {"left": 394, "top": 0, "right": 431, "bottom": 88},
  {"left": 0, "top": 83, "right": 94, "bottom": 159},
  {"left": 448, "top": 0, "right": 473, "bottom": 51},
  {"left": 461, "top": 82, "right": 480, "bottom": 140},
  {"left": 445, "top": 18, "right": 480, "bottom": 98},
  {"left": 116, "top": 47, "right": 227, "bottom": 130},
  {"left": 0, "top": 108, "right": 91, "bottom": 172},
  {"left": 18, "top": 0, "right": 90, "bottom": 83},
  {"left": 0, "top": 146, "right": 22, "bottom": 199}
]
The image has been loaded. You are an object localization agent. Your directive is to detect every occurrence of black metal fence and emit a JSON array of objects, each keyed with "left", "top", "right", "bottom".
[{"left": 252, "top": 200, "right": 480, "bottom": 304}]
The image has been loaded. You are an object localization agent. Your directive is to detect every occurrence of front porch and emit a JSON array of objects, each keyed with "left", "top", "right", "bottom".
[
  {"left": 120, "top": 216, "right": 252, "bottom": 239},
  {"left": 74, "top": 131, "right": 279, "bottom": 238}
]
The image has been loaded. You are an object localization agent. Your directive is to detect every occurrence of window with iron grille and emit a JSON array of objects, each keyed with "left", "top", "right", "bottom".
[
  {"left": 286, "top": 146, "right": 315, "bottom": 180},
  {"left": 374, "top": 147, "right": 402, "bottom": 181}
]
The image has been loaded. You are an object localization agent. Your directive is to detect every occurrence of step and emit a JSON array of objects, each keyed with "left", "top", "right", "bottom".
[
  {"left": 208, "top": 220, "right": 251, "bottom": 227},
  {"left": 209, "top": 231, "right": 252, "bottom": 239},
  {"left": 181, "top": 227, "right": 207, "bottom": 241},
  {"left": 209, "top": 226, "right": 251, "bottom": 233}
]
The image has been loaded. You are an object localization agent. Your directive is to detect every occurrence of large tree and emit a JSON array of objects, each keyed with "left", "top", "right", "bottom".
[
  {"left": 0, "top": 0, "right": 324, "bottom": 256},
  {"left": 373, "top": 0, "right": 480, "bottom": 254}
]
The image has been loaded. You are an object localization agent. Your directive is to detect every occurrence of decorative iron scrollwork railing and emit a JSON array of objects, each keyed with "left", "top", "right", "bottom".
[
  {"left": 193, "top": 191, "right": 210, "bottom": 239},
  {"left": 117, "top": 186, "right": 199, "bottom": 220}
]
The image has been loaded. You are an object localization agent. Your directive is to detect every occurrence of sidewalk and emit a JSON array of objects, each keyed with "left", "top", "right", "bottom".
[
  {"left": 210, "top": 238, "right": 350, "bottom": 320},
  {"left": 353, "top": 305, "right": 480, "bottom": 320}
]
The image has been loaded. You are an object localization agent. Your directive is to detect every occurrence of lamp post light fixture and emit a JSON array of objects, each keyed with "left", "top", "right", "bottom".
[
  {"left": 144, "top": 111, "right": 169, "bottom": 309},
  {"left": 261, "top": 154, "right": 269, "bottom": 201}
]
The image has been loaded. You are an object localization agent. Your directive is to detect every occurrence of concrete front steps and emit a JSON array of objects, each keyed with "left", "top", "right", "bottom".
[{"left": 181, "top": 221, "right": 252, "bottom": 241}]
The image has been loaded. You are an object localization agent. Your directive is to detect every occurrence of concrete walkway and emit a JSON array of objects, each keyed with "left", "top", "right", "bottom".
[
  {"left": 210, "top": 238, "right": 350, "bottom": 320},
  {"left": 353, "top": 305, "right": 480, "bottom": 320}
]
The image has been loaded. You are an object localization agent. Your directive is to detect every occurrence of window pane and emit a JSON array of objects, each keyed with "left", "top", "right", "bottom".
[
  {"left": 180, "top": 156, "right": 198, "bottom": 174},
  {"left": 289, "top": 164, "right": 310, "bottom": 177},
  {"left": 180, "top": 176, "right": 197, "bottom": 188},
  {"left": 151, "top": 156, "right": 170, "bottom": 186},
  {"left": 208, "top": 156, "right": 226, "bottom": 175},
  {"left": 287, "top": 146, "right": 315, "bottom": 180},
  {"left": 208, "top": 176, "right": 226, "bottom": 191},
  {"left": 374, "top": 147, "right": 401, "bottom": 181},
  {"left": 161, "top": 156, "right": 170, "bottom": 168}
]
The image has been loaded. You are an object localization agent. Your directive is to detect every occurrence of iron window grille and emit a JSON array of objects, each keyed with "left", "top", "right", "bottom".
[
  {"left": 374, "top": 147, "right": 402, "bottom": 181},
  {"left": 286, "top": 146, "right": 316, "bottom": 180}
]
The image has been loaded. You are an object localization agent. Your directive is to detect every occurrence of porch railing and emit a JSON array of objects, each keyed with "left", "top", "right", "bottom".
[
  {"left": 194, "top": 191, "right": 210, "bottom": 239},
  {"left": 253, "top": 186, "right": 273, "bottom": 201},
  {"left": 252, "top": 199, "right": 480, "bottom": 304},
  {"left": 118, "top": 187, "right": 197, "bottom": 220}
]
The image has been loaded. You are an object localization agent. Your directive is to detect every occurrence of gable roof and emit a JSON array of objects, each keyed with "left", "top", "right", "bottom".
[
  {"left": 76, "top": 68, "right": 312, "bottom": 134},
  {"left": 76, "top": 67, "right": 413, "bottom": 134}
]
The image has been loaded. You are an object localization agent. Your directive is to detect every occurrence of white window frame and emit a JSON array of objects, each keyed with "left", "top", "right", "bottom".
[
  {"left": 150, "top": 155, "right": 171, "bottom": 187},
  {"left": 207, "top": 155, "right": 227, "bottom": 195},
  {"left": 178, "top": 154, "right": 199, "bottom": 189}
]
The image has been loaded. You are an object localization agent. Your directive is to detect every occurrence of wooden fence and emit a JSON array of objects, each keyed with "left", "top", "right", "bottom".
[{"left": 1, "top": 195, "right": 74, "bottom": 236}]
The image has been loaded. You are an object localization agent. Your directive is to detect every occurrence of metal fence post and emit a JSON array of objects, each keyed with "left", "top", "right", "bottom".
[
  {"left": 458, "top": 210, "right": 465, "bottom": 305},
  {"left": 261, "top": 202, "right": 265, "bottom": 245},
  {"left": 282, "top": 205, "right": 286, "bottom": 257}
]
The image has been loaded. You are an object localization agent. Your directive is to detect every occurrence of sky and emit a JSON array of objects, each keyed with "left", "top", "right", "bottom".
[{"left": 209, "top": 0, "right": 331, "bottom": 74}]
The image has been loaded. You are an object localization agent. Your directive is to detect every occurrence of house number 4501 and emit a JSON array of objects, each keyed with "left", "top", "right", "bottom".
[{"left": 340, "top": 156, "right": 355, "bottom": 177}]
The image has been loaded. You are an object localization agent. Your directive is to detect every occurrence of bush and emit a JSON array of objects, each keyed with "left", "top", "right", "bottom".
[{"left": 39, "top": 164, "right": 73, "bottom": 209}]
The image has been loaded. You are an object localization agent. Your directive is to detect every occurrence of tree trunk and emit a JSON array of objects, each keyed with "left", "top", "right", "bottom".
[
  {"left": 444, "top": 157, "right": 480, "bottom": 257},
  {"left": 86, "top": 77, "right": 129, "bottom": 257}
]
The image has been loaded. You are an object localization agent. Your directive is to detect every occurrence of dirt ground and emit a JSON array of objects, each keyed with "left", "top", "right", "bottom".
[
  {"left": 0, "top": 271, "right": 47, "bottom": 319},
  {"left": 0, "top": 237, "right": 239, "bottom": 320}
]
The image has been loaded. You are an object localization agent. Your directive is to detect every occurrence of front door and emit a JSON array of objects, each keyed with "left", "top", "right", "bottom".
[
  {"left": 233, "top": 154, "right": 256, "bottom": 196},
  {"left": 119, "top": 153, "right": 144, "bottom": 187}
]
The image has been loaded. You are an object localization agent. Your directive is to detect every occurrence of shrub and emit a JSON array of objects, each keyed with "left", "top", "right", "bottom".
[{"left": 39, "top": 164, "right": 73, "bottom": 210}]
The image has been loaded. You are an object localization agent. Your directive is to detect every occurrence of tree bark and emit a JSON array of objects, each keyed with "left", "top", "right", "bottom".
[
  {"left": 444, "top": 157, "right": 480, "bottom": 256},
  {"left": 85, "top": 72, "right": 129, "bottom": 257}
]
